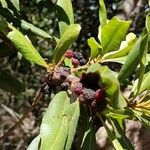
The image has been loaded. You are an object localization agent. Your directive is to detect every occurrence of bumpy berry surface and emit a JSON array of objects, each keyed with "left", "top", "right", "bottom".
[
  {"left": 82, "top": 88, "right": 96, "bottom": 103},
  {"left": 71, "top": 82, "right": 83, "bottom": 95},
  {"left": 74, "top": 52, "right": 83, "bottom": 60},
  {"left": 71, "top": 58, "right": 79, "bottom": 67},
  {"left": 79, "top": 58, "right": 87, "bottom": 66},
  {"left": 64, "top": 50, "right": 74, "bottom": 58}
]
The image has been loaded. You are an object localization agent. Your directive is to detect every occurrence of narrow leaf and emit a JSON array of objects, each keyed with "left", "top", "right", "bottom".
[
  {"left": 99, "top": 17, "right": 131, "bottom": 53},
  {"left": 53, "top": 24, "right": 81, "bottom": 64},
  {"left": 0, "top": 0, "right": 8, "bottom": 8},
  {"left": 0, "top": 70, "right": 25, "bottom": 94},
  {"left": 57, "top": 0, "right": 74, "bottom": 36},
  {"left": 5, "top": 24, "right": 48, "bottom": 68},
  {"left": 40, "top": 91, "right": 70, "bottom": 150},
  {"left": 118, "top": 34, "right": 148, "bottom": 82},
  {"left": 21, "top": 20, "right": 52, "bottom": 39},
  {"left": 64, "top": 101, "right": 80, "bottom": 150},
  {"left": 99, "top": 0, "right": 107, "bottom": 27},
  {"left": 146, "top": 13, "right": 150, "bottom": 33},
  {"left": 10, "top": 0, "right": 20, "bottom": 11}
]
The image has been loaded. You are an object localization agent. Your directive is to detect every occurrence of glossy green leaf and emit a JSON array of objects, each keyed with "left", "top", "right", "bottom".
[
  {"left": 40, "top": 91, "right": 70, "bottom": 150},
  {"left": 0, "top": 0, "right": 7, "bottom": 8},
  {"left": 57, "top": 0, "right": 74, "bottom": 36},
  {"left": 110, "top": 119, "right": 134, "bottom": 150},
  {"left": 0, "top": 42, "right": 16, "bottom": 57},
  {"left": 99, "top": 0, "right": 107, "bottom": 27},
  {"left": 118, "top": 34, "right": 148, "bottom": 82},
  {"left": 27, "top": 135, "right": 40, "bottom": 150},
  {"left": 146, "top": 13, "right": 150, "bottom": 33},
  {"left": 53, "top": 24, "right": 81, "bottom": 64},
  {"left": 102, "top": 33, "right": 136, "bottom": 60},
  {"left": 88, "top": 37, "right": 102, "bottom": 59},
  {"left": 102, "top": 56, "right": 127, "bottom": 64},
  {"left": 0, "top": 70, "right": 25, "bottom": 94},
  {"left": 64, "top": 101, "right": 80, "bottom": 150},
  {"left": 10, "top": 0, "right": 20, "bottom": 11},
  {"left": 98, "top": 66, "right": 127, "bottom": 109},
  {"left": 99, "top": 17, "right": 131, "bottom": 53},
  {"left": 21, "top": 20, "right": 52, "bottom": 39},
  {"left": 5, "top": 24, "right": 48, "bottom": 68}
]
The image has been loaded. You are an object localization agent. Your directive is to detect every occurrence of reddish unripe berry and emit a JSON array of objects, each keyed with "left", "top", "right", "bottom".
[
  {"left": 71, "top": 58, "right": 79, "bottom": 67},
  {"left": 64, "top": 50, "right": 74, "bottom": 58},
  {"left": 71, "top": 82, "right": 83, "bottom": 95},
  {"left": 95, "top": 89, "right": 104, "bottom": 102}
]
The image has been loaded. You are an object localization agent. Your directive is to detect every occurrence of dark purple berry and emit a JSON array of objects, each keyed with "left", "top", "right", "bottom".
[
  {"left": 71, "top": 58, "right": 79, "bottom": 67},
  {"left": 71, "top": 82, "right": 83, "bottom": 95},
  {"left": 95, "top": 89, "right": 104, "bottom": 102},
  {"left": 42, "top": 83, "right": 50, "bottom": 94},
  {"left": 79, "top": 58, "right": 87, "bottom": 66},
  {"left": 80, "top": 73, "right": 100, "bottom": 90},
  {"left": 74, "top": 52, "right": 83, "bottom": 60},
  {"left": 64, "top": 50, "right": 74, "bottom": 58},
  {"left": 82, "top": 88, "right": 96, "bottom": 103},
  {"left": 61, "top": 82, "right": 70, "bottom": 90}
]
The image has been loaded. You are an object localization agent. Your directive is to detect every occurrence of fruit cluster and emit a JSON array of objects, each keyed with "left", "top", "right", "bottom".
[{"left": 64, "top": 50, "right": 87, "bottom": 67}]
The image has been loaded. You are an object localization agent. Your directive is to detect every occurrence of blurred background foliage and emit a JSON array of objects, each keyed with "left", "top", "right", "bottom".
[{"left": 0, "top": 0, "right": 149, "bottom": 149}]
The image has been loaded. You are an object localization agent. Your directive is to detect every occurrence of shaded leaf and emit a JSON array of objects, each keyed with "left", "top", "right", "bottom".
[
  {"left": 57, "top": 0, "right": 74, "bottom": 36},
  {"left": 98, "top": 66, "right": 127, "bottom": 109},
  {"left": 64, "top": 101, "right": 80, "bottom": 150},
  {"left": 118, "top": 34, "right": 148, "bottom": 82},
  {"left": 0, "top": 15, "right": 8, "bottom": 32},
  {"left": 10, "top": 0, "right": 20, "bottom": 11},
  {"left": 21, "top": 20, "right": 52, "bottom": 39},
  {"left": 0, "top": 70, "right": 25, "bottom": 94},
  {"left": 40, "top": 91, "right": 70, "bottom": 150},
  {"left": 5, "top": 24, "right": 48, "bottom": 68},
  {"left": 88, "top": 37, "right": 102, "bottom": 59},
  {"left": 27, "top": 135, "right": 40, "bottom": 150},
  {"left": 99, "top": 17, "right": 131, "bottom": 53},
  {"left": 53, "top": 24, "right": 81, "bottom": 64},
  {"left": 87, "top": 63, "right": 101, "bottom": 73},
  {"left": 99, "top": 0, "right": 107, "bottom": 27}
]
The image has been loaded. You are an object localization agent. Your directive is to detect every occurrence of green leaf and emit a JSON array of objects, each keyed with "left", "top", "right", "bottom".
[
  {"left": 98, "top": 66, "right": 127, "bottom": 109},
  {"left": 40, "top": 91, "right": 70, "bottom": 150},
  {"left": 53, "top": 24, "right": 81, "bottom": 64},
  {"left": 5, "top": 24, "right": 48, "bottom": 68},
  {"left": 0, "top": 15, "right": 8, "bottom": 32},
  {"left": 64, "top": 101, "right": 80, "bottom": 150},
  {"left": 118, "top": 34, "right": 148, "bottom": 82},
  {"left": 0, "top": 70, "right": 25, "bottom": 94},
  {"left": 102, "top": 33, "right": 136, "bottom": 60},
  {"left": 10, "top": 0, "right": 20, "bottom": 11},
  {"left": 102, "top": 56, "right": 127, "bottom": 64},
  {"left": 88, "top": 37, "right": 102, "bottom": 59},
  {"left": 99, "top": 17, "right": 131, "bottom": 53},
  {"left": 0, "top": 0, "right": 7, "bottom": 8},
  {"left": 149, "top": 0, "right": 150, "bottom": 6},
  {"left": 99, "top": 0, "right": 107, "bottom": 27},
  {"left": 80, "top": 123, "right": 97, "bottom": 150},
  {"left": 146, "top": 13, "right": 150, "bottom": 33},
  {"left": 27, "top": 135, "right": 40, "bottom": 150},
  {"left": 0, "top": 42, "right": 16, "bottom": 58},
  {"left": 110, "top": 119, "right": 134, "bottom": 150},
  {"left": 57, "top": 0, "right": 74, "bottom": 36},
  {"left": 21, "top": 20, "right": 52, "bottom": 39},
  {"left": 87, "top": 63, "right": 101, "bottom": 73}
]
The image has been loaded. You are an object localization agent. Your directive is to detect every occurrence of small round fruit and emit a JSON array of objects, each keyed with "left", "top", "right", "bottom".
[
  {"left": 64, "top": 50, "right": 74, "bottom": 58},
  {"left": 71, "top": 58, "right": 79, "bottom": 67},
  {"left": 71, "top": 82, "right": 83, "bottom": 95}
]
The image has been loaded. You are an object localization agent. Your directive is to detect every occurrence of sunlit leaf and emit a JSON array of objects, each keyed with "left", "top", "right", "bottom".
[
  {"left": 27, "top": 135, "right": 40, "bottom": 150},
  {"left": 10, "top": 0, "right": 20, "bottom": 11},
  {"left": 118, "top": 34, "right": 148, "bottom": 82},
  {"left": 40, "top": 91, "right": 70, "bottom": 150},
  {"left": 99, "top": 0, "right": 107, "bottom": 27},
  {"left": 4, "top": 24, "right": 48, "bottom": 68},
  {"left": 57, "top": 0, "right": 74, "bottom": 36},
  {"left": 146, "top": 13, "right": 150, "bottom": 33},
  {"left": 99, "top": 17, "right": 131, "bottom": 53},
  {"left": 88, "top": 37, "right": 102, "bottom": 59},
  {"left": 53, "top": 24, "right": 81, "bottom": 64}
]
